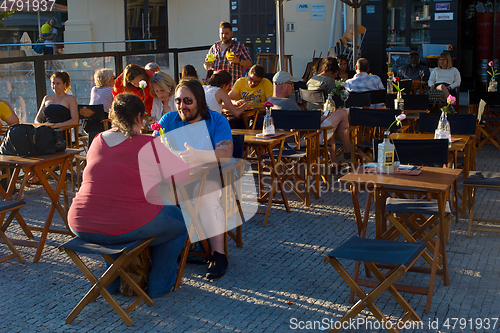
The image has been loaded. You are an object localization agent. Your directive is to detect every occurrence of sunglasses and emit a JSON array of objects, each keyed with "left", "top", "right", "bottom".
[{"left": 174, "top": 97, "right": 194, "bottom": 105}]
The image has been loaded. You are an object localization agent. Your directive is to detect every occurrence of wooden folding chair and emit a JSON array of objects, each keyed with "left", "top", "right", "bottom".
[
  {"left": 463, "top": 171, "right": 500, "bottom": 237},
  {"left": 476, "top": 99, "right": 500, "bottom": 150},
  {"left": 0, "top": 200, "right": 26, "bottom": 263},
  {"left": 324, "top": 236, "right": 426, "bottom": 333},
  {"left": 59, "top": 237, "right": 155, "bottom": 326},
  {"left": 265, "top": 110, "right": 322, "bottom": 206},
  {"left": 349, "top": 108, "right": 401, "bottom": 167}
]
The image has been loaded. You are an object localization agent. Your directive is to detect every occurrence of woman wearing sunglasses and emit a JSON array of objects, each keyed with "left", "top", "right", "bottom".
[{"left": 68, "top": 93, "right": 190, "bottom": 298}]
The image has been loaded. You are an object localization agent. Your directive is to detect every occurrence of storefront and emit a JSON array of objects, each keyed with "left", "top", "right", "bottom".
[{"left": 361, "top": 0, "right": 499, "bottom": 90}]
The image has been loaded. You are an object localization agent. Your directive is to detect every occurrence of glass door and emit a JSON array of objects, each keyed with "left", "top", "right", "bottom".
[
  {"left": 410, "top": 0, "right": 431, "bottom": 53},
  {"left": 125, "top": 0, "right": 167, "bottom": 51}
]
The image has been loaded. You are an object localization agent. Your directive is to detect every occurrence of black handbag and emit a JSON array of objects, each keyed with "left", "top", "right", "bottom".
[{"left": 0, "top": 124, "right": 66, "bottom": 157}]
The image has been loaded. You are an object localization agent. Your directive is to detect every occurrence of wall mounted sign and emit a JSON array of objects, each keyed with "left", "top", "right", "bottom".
[
  {"left": 311, "top": 12, "right": 325, "bottom": 20},
  {"left": 311, "top": 4, "right": 326, "bottom": 11},
  {"left": 296, "top": 4, "right": 310, "bottom": 11},
  {"left": 435, "top": 12, "right": 453, "bottom": 20},
  {"left": 435, "top": 3, "right": 450, "bottom": 11},
  {"left": 366, "top": 5, "right": 375, "bottom": 14}
]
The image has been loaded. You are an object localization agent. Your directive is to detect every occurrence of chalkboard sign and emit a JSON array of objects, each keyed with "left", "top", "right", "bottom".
[{"left": 388, "top": 52, "right": 410, "bottom": 77}]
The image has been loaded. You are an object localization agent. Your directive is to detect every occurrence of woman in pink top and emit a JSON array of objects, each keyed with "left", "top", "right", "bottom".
[{"left": 68, "top": 93, "right": 190, "bottom": 298}]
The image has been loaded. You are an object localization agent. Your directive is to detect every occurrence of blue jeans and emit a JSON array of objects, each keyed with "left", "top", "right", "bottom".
[{"left": 71, "top": 205, "right": 187, "bottom": 298}]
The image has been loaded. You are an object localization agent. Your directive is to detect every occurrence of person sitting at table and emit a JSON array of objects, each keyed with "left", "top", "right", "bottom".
[
  {"left": 228, "top": 64, "right": 273, "bottom": 129},
  {"left": 300, "top": 63, "right": 353, "bottom": 169},
  {"left": 267, "top": 71, "right": 301, "bottom": 110},
  {"left": 344, "top": 58, "right": 385, "bottom": 108},
  {"left": 428, "top": 51, "right": 461, "bottom": 99},
  {"left": 204, "top": 70, "right": 247, "bottom": 116},
  {"left": 181, "top": 64, "right": 204, "bottom": 86},
  {"left": 145, "top": 62, "right": 160, "bottom": 73},
  {"left": 35, "top": 71, "right": 79, "bottom": 129},
  {"left": 0, "top": 99, "right": 20, "bottom": 130},
  {"left": 84, "top": 68, "right": 115, "bottom": 144},
  {"left": 68, "top": 93, "right": 190, "bottom": 298},
  {"left": 158, "top": 78, "right": 233, "bottom": 280},
  {"left": 400, "top": 50, "right": 430, "bottom": 81},
  {"left": 113, "top": 63, "right": 154, "bottom": 114},
  {"left": 335, "top": 55, "right": 355, "bottom": 81},
  {"left": 150, "top": 71, "right": 177, "bottom": 124},
  {"left": 229, "top": 64, "right": 273, "bottom": 109}
]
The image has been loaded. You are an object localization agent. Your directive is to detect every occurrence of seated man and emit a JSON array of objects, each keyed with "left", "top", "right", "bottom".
[
  {"left": 345, "top": 58, "right": 385, "bottom": 108},
  {"left": 267, "top": 71, "right": 300, "bottom": 110},
  {"left": 268, "top": 72, "right": 351, "bottom": 169},
  {"left": 228, "top": 64, "right": 273, "bottom": 128},
  {"left": 400, "top": 50, "right": 430, "bottom": 81},
  {"left": 159, "top": 78, "right": 233, "bottom": 280}
]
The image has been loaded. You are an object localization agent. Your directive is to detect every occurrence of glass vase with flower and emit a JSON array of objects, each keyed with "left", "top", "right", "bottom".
[
  {"left": 377, "top": 113, "right": 406, "bottom": 173},
  {"left": 487, "top": 61, "right": 498, "bottom": 92},
  {"left": 392, "top": 77, "right": 405, "bottom": 112},
  {"left": 434, "top": 95, "right": 456, "bottom": 145}
]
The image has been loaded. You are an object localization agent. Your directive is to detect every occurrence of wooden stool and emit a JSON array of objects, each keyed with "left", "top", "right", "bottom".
[
  {"left": 256, "top": 53, "right": 276, "bottom": 73},
  {"left": 59, "top": 237, "right": 155, "bottom": 326},
  {"left": 0, "top": 200, "right": 26, "bottom": 263},
  {"left": 275, "top": 54, "right": 293, "bottom": 75},
  {"left": 463, "top": 171, "right": 500, "bottom": 237},
  {"left": 324, "top": 236, "right": 426, "bottom": 333}
]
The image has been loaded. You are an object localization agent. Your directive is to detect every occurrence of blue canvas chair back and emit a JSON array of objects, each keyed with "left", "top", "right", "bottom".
[
  {"left": 403, "top": 94, "right": 429, "bottom": 110},
  {"left": 349, "top": 107, "right": 400, "bottom": 129},
  {"left": 448, "top": 113, "right": 476, "bottom": 135},
  {"left": 231, "top": 134, "right": 245, "bottom": 159},
  {"left": 271, "top": 110, "right": 322, "bottom": 130},
  {"left": 346, "top": 91, "right": 371, "bottom": 108},
  {"left": 393, "top": 139, "right": 449, "bottom": 166},
  {"left": 417, "top": 112, "right": 440, "bottom": 133},
  {"left": 469, "top": 90, "right": 500, "bottom": 107},
  {"left": 370, "top": 89, "right": 387, "bottom": 105},
  {"left": 299, "top": 88, "right": 325, "bottom": 104}
]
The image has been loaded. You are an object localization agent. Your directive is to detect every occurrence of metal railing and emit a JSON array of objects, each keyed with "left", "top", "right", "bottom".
[
  {"left": 0, "top": 39, "right": 158, "bottom": 56},
  {"left": 0, "top": 45, "right": 211, "bottom": 122}
]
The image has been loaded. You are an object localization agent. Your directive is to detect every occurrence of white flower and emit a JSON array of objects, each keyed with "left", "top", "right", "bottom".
[{"left": 139, "top": 80, "right": 147, "bottom": 89}]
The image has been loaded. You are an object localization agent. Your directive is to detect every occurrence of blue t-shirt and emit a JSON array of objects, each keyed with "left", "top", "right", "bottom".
[{"left": 158, "top": 110, "right": 232, "bottom": 152}]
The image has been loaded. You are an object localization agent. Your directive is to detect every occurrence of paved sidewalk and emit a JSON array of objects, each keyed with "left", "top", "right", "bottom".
[{"left": 1, "top": 145, "right": 499, "bottom": 333}]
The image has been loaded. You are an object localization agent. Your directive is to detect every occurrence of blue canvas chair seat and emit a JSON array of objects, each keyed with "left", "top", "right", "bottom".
[
  {"left": 324, "top": 236, "right": 426, "bottom": 333},
  {"left": 59, "top": 237, "right": 155, "bottom": 326},
  {"left": 463, "top": 171, "right": 500, "bottom": 237},
  {"left": 0, "top": 200, "right": 26, "bottom": 263},
  {"left": 385, "top": 198, "right": 452, "bottom": 215}
]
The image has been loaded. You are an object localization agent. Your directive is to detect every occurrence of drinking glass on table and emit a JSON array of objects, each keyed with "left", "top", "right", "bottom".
[
  {"left": 341, "top": 90, "right": 349, "bottom": 108},
  {"left": 419, "top": 70, "right": 425, "bottom": 82}
]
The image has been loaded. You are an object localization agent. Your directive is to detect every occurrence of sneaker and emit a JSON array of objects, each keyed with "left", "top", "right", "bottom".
[{"left": 205, "top": 251, "right": 228, "bottom": 280}]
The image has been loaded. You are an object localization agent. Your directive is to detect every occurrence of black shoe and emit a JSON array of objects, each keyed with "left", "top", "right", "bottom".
[{"left": 206, "top": 251, "right": 228, "bottom": 280}]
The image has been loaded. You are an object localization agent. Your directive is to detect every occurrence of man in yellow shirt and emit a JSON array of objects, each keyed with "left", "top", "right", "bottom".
[
  {"left": 228, "top": 65, "right": 273, "bottom": 109},
  {"left": 0, "top": 100, "right": 20, "bottom": 129}
]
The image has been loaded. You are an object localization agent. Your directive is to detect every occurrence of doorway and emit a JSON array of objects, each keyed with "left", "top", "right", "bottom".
[{"left": 125, "top": 0, "right": 168, "bottom": 51}]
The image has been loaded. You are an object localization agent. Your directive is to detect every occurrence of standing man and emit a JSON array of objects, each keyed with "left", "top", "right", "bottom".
[
  {"left": 204, "top": 22, "right": 253, "bottom": 85},
  {"left": 159, "top": 78, "right": 233, "bottom": 280},
  {"left": 400, "top": 50, "right": 430, "bottom": 81}
]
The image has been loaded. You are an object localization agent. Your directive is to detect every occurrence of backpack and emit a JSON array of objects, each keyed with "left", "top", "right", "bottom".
[
  {"left": 0, "top": 124, "right": 66, "bottom": 157},
  {"left": 33, "top": 39, "right": 45, "bottom": 54}
]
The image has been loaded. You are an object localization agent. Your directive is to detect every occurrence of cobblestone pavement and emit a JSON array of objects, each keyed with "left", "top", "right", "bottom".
[{"left": 1, "top": 145, "right": 499, "bottom": 333}]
